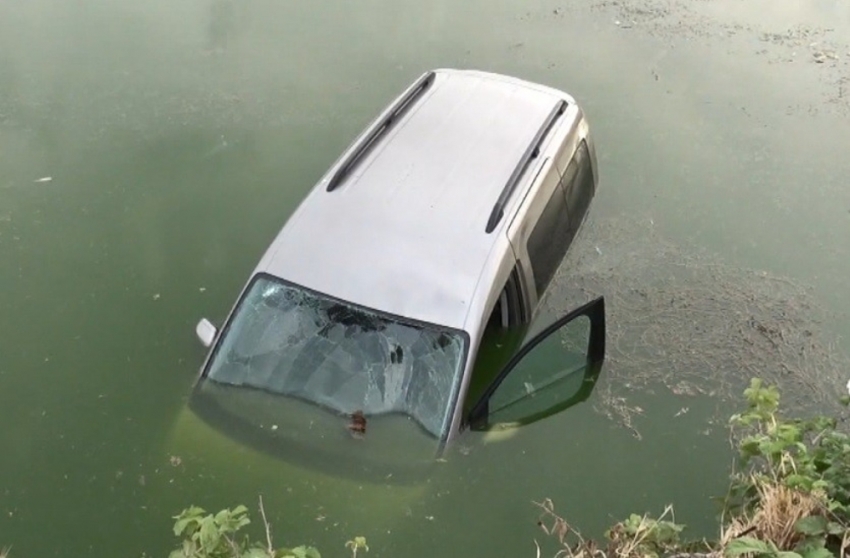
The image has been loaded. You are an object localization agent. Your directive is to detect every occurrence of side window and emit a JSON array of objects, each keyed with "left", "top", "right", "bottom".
[
  {"left": 562, "top": 140, "right": 594, "bottom": 232},
  {"left": 527, "top": 171, "right": 572, "bottom": 298},
  {"left": 487, "top": 315, "right": 590, "bottom": 425}
]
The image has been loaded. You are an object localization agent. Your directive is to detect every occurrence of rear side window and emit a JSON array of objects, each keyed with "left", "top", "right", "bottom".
[
  {"left": 527, "top": 175, "right": 571, "bottom": 297},
  {"left": 562, "top": 140, "right": 594, "bottom": 223}
]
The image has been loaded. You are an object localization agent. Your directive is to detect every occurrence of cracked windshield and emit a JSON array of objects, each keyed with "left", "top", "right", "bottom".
[
  {"left": 2, "top": 1, "right": 850, "bottom": 558},
  {"left": 205, "top": 275, "right": 465, "bottom": 438}
]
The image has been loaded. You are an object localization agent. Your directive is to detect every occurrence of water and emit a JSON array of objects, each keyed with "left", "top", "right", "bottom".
[{"left": 2, "top": 0, "right": 849, "bottom": 556}]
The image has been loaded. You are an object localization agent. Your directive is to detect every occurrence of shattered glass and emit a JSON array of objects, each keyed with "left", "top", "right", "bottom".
[{"left": 206, "top": 276, "right": 467, "bottom": 437}]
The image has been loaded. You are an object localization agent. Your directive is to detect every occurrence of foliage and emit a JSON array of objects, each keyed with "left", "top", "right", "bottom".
[
  {"left": 534, "top": 499, "right": 694, "bottom": 558},
  {"left": 604, "top": 506, "right": 685, "bottom": 558},
  {"left": 722, "top": 378, "right": 850, "bottom": 557},
  {"left": 537, "top": 378, "right": 850, "bottom": 558},
  {"left": 168, "top": 498, "right": 321, "bottom": 558}
]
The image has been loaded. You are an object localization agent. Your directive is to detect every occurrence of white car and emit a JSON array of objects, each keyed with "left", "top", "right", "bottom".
[{"left": 191, "top": 69, "right": 606, "bottom": 471}]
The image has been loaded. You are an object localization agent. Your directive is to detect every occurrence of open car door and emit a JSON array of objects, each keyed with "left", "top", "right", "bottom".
[{"left": 466, "top": 296, "right": 605, "bottom": 431}]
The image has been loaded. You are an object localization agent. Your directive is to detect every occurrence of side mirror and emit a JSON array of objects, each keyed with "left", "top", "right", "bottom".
[{"left": 196, "top": 318, "right": 217, "bottom": 347}]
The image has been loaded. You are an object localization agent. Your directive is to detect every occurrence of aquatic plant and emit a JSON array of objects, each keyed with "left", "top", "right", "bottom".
[{"left": 552, "top": 215, "right": 849, "bottom": 439}]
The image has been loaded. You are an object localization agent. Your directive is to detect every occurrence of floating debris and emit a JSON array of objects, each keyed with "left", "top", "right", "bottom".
[
  {"left": 550, "top": 213, "right": 849, "bottom": 434},
  {"left": 33, "top": 177, "right": 52, "bottom": 183},
  {"left": 347, "top": 410, "right": 367, "bottom": 438}
]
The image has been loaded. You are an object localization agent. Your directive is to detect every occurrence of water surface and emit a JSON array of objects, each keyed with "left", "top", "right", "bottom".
[{"left": 1, "top": 1, "right": 849, "bottom": 556}]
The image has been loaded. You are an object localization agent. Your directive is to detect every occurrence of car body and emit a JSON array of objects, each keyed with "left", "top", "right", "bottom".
[{"left": 190, "top": 68, "right": 606, "bottom": 473}]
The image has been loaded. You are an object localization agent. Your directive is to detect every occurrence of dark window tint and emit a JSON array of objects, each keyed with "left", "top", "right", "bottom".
[
  {"left": 527, "top": 178, "right": 571, "bottom": 297},
  {"left": 563, "top": 140, "right": 594, "bottom": 232}
]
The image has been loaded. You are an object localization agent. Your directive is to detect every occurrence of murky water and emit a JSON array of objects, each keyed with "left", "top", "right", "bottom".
[{"left": 2, "top": 1, "right": 849, "bottom": 556}]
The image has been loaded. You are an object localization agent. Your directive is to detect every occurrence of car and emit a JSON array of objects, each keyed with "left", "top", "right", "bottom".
[{"left": 189, "top": 68, "right": 606, "bottom": 476}]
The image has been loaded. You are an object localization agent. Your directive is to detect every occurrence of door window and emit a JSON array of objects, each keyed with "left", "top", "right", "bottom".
[
  {"left": 466, "top": 296, "right": 605, "bottom": 430},
  {"left": 487, "top": 315, "right": 590, "bottom": 425}
]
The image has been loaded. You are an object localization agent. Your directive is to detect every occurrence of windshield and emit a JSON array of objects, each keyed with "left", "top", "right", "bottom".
[{"left": 204, "top": 275, "right": 468, "bottom": 438}]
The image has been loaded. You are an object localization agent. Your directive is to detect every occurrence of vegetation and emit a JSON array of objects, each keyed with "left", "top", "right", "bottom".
[
  {"left": 536, "top": 378, "right": 850, "bottom": 558},
  {"left": 164, "top": 496, "right": 367, "bottom": 558},
  {"left": 167, "top": 496, "right": 324, "bottom": 558},
  {"left": 4, "top": 380, "right": 845, "bottom": 558}
]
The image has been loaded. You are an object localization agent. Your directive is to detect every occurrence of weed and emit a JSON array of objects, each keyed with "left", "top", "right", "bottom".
[{"left": 537, "top": 378, "right": 850, "bottom": 558}]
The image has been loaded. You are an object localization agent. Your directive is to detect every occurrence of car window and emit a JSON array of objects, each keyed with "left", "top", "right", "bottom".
[
  {"left": 562, "top": 140, "right": 594, "bottom": 223},
  {"left": 527, "top": 169, "right": 572, "bottom": 297},
  {"left": 487, "top": 315, "right": 590, "bottom": 423},
  {"left": 204, "top": 275, "right": 468, "bottom": 438}
]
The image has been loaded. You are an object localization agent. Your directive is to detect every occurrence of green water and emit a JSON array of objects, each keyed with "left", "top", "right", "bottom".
[{"left": 2, "top": 1, "right": 849, "bottom": 556}]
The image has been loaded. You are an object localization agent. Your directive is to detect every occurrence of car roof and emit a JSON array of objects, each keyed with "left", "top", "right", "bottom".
[{"left": 258, "top": 68, "right": 573, "bottom": 330}]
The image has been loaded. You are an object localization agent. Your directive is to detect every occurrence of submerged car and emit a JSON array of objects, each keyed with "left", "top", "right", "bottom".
[{"left": 189, "top": 68, "right": 605, "bottom": 477}]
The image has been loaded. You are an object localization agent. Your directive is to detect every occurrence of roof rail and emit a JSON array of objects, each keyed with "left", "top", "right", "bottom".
[
  {"left": 326, "top": 71, "right": 437, "bottom": 192},
  {"left": 485, "top": 99, "right": 568, "bottom": 233}
]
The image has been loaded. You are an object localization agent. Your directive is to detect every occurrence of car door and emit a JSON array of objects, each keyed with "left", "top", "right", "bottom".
[{"left": 464, "top": 296, "right": 605, "bottom": 431}]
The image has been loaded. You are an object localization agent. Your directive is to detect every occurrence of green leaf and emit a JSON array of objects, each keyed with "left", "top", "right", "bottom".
[
  {"left": 785, "top": 474, "right": 813, "bottom": 490},
  {"left": 172, "top": 517, "right": 194, "bottom": 537},
  {"left": 231, "top": 504, "right": 249, "bottom": 516},
  {"left": 800, "top": 549, "right": 833, "bottom": 558},
  {"left": 214, "top": 508, "right": 230, "bottom": 526},
  {"left": 811, "top": 480, "right": 829, "bottom": 491},
  {"left": 172, "top": 506, "right": 206, "bottom": 536},
  {"left": 725, "top": 536, "right": 771, "bottom": 556},
  {"left": 826, "top": 521, "right": 846, "bottom": 535},
  {"left": 776, "top": 552, "right": 803, "bottom": 558},
  {"left": 739, "top": 438, "right": 762, "bottom": 453},
  {"left": 198, "top": 516, "right": 221, "bottom": 552},
  {"left": 244, "top": 549, "right": 271, "bottom": 558},
  {"left": 794, "top": 516, "right": 828, "bottom": 536},
  {"left": 280, "top": 546, "right": 321, "bottom": 558}
]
